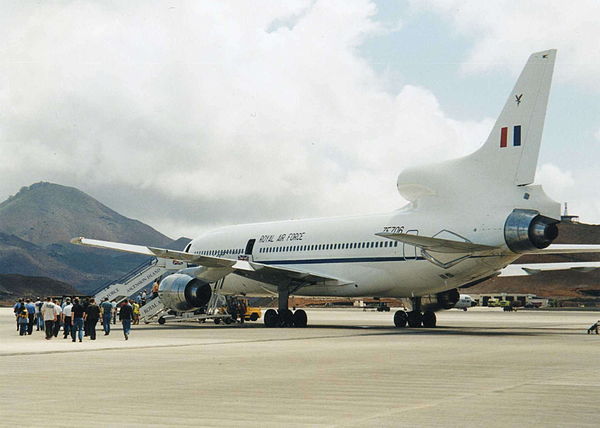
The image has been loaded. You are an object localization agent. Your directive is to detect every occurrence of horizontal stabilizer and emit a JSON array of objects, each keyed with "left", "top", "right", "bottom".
[
  {"left": 376, "top": 232, "right": 497, "bottom": 253},
  {"left": 500, "top": 262, "right": 600, "bottom": 277}
]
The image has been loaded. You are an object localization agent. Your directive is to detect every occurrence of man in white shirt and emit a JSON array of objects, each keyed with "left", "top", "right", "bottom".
[
  {"left": 62, "top": 298, "right": 73, "bottom": 339},
  {"left": 52, "top": 299, "right": 62, "bottom": 338},
  {"left": 41, "top": 297, "right": 56, "bottom": 340}
]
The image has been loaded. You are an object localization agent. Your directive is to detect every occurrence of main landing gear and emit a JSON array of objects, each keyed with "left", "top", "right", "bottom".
[
  {"left": 393, "top": 297, "right": 437, "bottom": 328},
  {"left": 263, "top": 283, "right": 308, "bottom": 328}
]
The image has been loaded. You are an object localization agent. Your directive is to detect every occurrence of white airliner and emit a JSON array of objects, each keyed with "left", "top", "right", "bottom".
[{"left": 73, "top": 49, "right": 600, "bottom": 328}]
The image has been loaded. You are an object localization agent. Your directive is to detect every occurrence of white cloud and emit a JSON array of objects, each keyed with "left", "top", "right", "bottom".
[
  {"left": 411, "top": 0, "right": 600, "bottom": 90},
  {"left": 0, "top": 0, "right": 493, "bottom": 238}
]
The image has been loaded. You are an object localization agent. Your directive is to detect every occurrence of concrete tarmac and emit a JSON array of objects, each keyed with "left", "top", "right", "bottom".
[{"left": 1, "top": 307, "right": 600, "bottom": 427}]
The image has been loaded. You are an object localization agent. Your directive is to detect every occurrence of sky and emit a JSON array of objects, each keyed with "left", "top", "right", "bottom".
[{"left": 0, "top": 0, "right": 599, "bottom": 239}]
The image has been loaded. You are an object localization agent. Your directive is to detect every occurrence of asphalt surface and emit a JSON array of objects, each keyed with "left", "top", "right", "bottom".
[{"left": 1, "top": 307, "right": 599, "bottom": 427}]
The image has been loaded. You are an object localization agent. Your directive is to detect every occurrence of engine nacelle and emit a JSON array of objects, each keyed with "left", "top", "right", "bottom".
[
  {"left": 504, "top": 209, "right": 559, "bottom": 253},
  {"left": 421, "top": 289, "right": 460, "bottom": 312},
  {"left": 158, "top": 274, "right": 212, "bottom": 311}
]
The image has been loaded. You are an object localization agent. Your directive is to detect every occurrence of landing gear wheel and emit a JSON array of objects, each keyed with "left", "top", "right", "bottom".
[
  {"left": 293, "top": 309, "right": 308, "bottom": 328},
  {"left": 407, "top": 311, "right": 423, "bottom": 328},
  {"left": 279, "top": 309, "right": 294, "bottom": 327},
  {"left": 393, "top": 311, "right": 408, "bottom": 328},
  {"left": 422, "top": 311, "right": 437, "bottom": 328},
  {"left": 264, "top": 309, "right": 279, "bottom": 328},
  {"left": 158, "top": 317, "right": 166, "bottom": 325}
]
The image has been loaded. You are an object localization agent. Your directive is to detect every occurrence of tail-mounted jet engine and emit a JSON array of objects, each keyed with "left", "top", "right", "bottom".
[
  {"left": 504, "top": 209, "right": 559, "bottom": 253},
  {"left": 158, "top": 274, "right": 212, "bottom": 311},
  {"left": 421, "top": 289, "right": 460, "bottom": 312}
]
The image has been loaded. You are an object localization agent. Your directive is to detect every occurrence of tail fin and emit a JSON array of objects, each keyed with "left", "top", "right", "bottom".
[{"left": 472, "top": 49, "right": 556, "bottom": 186}]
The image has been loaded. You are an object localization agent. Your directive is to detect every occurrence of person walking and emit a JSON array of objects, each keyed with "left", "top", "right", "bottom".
[
  {"left": 82, "top": 297, "right": 90, "bottom": 337},
  {"left": 141, "top": 289, "right": 147, "bottom": 306},
  {"left": 25, "top": 298, "right": 36, "bottom": 335},
  {"left": 13, "top": 299, "right": 24, "bottom": 331},
  {"left": 62, "top": 298, "right": 73, "bottom": 339},
  {"left": 52, "top": 299, "right": 62, "bottom": 337},
  {"left": 17, "top": 306, "right": 29, "bottom": 336},
  {"left": 41, "top": 297, "right": 56, "bottom": 340},
  {"left": 151, "top": 280, "right": 159, "bottom": 299},
  {"left": 34, "top": 297, "right": 44, "bottom": 331},
  {"left": 71, "top": 298, "right": 85, "bottom": 342},
  {"left": 111, "top": 300, "right": 117, "bottom": 325},
  {"left": 119, "top": 300, "right": 134, "bottom": 340},
  {"left": 100, "top": 298, "right": 113, "bottom": 335},
  {"left": 84, "top": 298, "right": 100, "bottom": 340}
]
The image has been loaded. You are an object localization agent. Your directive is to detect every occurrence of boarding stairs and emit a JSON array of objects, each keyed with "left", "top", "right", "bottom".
[{"left": 92, "top": 257, "right": 186, "bottom": 304}]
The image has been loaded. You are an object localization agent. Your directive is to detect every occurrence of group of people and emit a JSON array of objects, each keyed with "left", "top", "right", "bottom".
[{"left": 13, "top": 296, "right": 136, "bottom": 341}]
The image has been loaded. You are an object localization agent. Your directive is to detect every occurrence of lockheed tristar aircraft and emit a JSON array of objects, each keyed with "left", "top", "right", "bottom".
[{"left": 73, "top": 49, "right": 600, "bottom": 328}]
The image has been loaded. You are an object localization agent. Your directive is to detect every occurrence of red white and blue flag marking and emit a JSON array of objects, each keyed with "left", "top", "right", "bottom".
[{"left": 500, "top": 125, "right": 521, "bottom": 147}]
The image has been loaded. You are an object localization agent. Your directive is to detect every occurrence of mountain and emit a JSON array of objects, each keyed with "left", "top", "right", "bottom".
[
  {"left": 0, "top": 182, "right": 189, "bottom": 295},
  {"left": 0, "top": 182, "right": 173, "bottom": 247},
  {"left": 0, "top": 274, "right": 79, "bottom": 304}
]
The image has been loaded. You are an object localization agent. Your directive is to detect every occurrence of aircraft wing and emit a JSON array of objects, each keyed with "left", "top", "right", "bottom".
[
  {"left": 522, "top": 244, "right": 600, "bottom": 255},
  {"left": 500, "top": 262, "right": 600, "bottom": 277},
  {"left": 376, "top": 232, "right": 498, "bottom": 253},
  {"left": 71, "top": 237, "right": 350, "bottom": 287}
]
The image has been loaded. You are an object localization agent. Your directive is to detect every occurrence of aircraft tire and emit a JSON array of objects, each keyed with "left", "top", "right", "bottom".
[
  {"left": 279, "top": 309, "right": 294, "bottom": 327},
  {"left": 393, "top": 311, "right": 408, "bottom": 328},
  {"left": 422, "top": 311, "right": 437, "bottom": 328},
  {"left": 407, "top": 311, "right": 422, "bottom": 328},
  {"left": 293, "top": 309, "right": 308, "bottom": 328},
  {"left": 264, "top": 309, "right": 279, "bottom": 328}
]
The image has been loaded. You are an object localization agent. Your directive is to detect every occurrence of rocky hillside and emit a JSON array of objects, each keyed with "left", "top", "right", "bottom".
[
  {"left": 0, "top": 274, "right": 79, "bottom": 305},
  {"left": 466, "top": 222, "right": 600, "bottom": 301},
  {"left": 0, "top": 182, "right": 172, "bottom": 246},
  {"left": 0, "top": 182, "right": 189, "bottom": 295}
]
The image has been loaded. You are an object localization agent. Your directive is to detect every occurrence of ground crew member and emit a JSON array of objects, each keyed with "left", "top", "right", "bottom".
[{"left": 132, "top": 301, "right": 140, "bottom": 325}]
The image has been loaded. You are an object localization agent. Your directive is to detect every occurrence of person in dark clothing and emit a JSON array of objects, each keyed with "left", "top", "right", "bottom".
[
  {"left": 25, "top": 299, "right": 35, "bottom": 335},
  {"left": 82, "top": 298, "right": 90, "bottom": 336},
  {"left": 119, "top": 301, "right": 134, "bottom": 340},
  {"left": 587, "top": 321, "right": 599, "bottom": 334},
  {"left": 71, "top": 298, "right": 85, "bottom": 342},
  {"left": 84, "top": 298, "right": 101, "bottom": 340}
]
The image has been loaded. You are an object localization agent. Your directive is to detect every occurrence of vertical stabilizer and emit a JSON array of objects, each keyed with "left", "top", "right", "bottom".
[{"left": 472, "top": 49, "right": 556, "bottom": 186}]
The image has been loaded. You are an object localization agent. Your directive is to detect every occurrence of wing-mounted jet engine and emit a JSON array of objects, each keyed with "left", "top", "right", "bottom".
[{"left": 158, "top": 274, "right": 212, "bottom": 311}]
